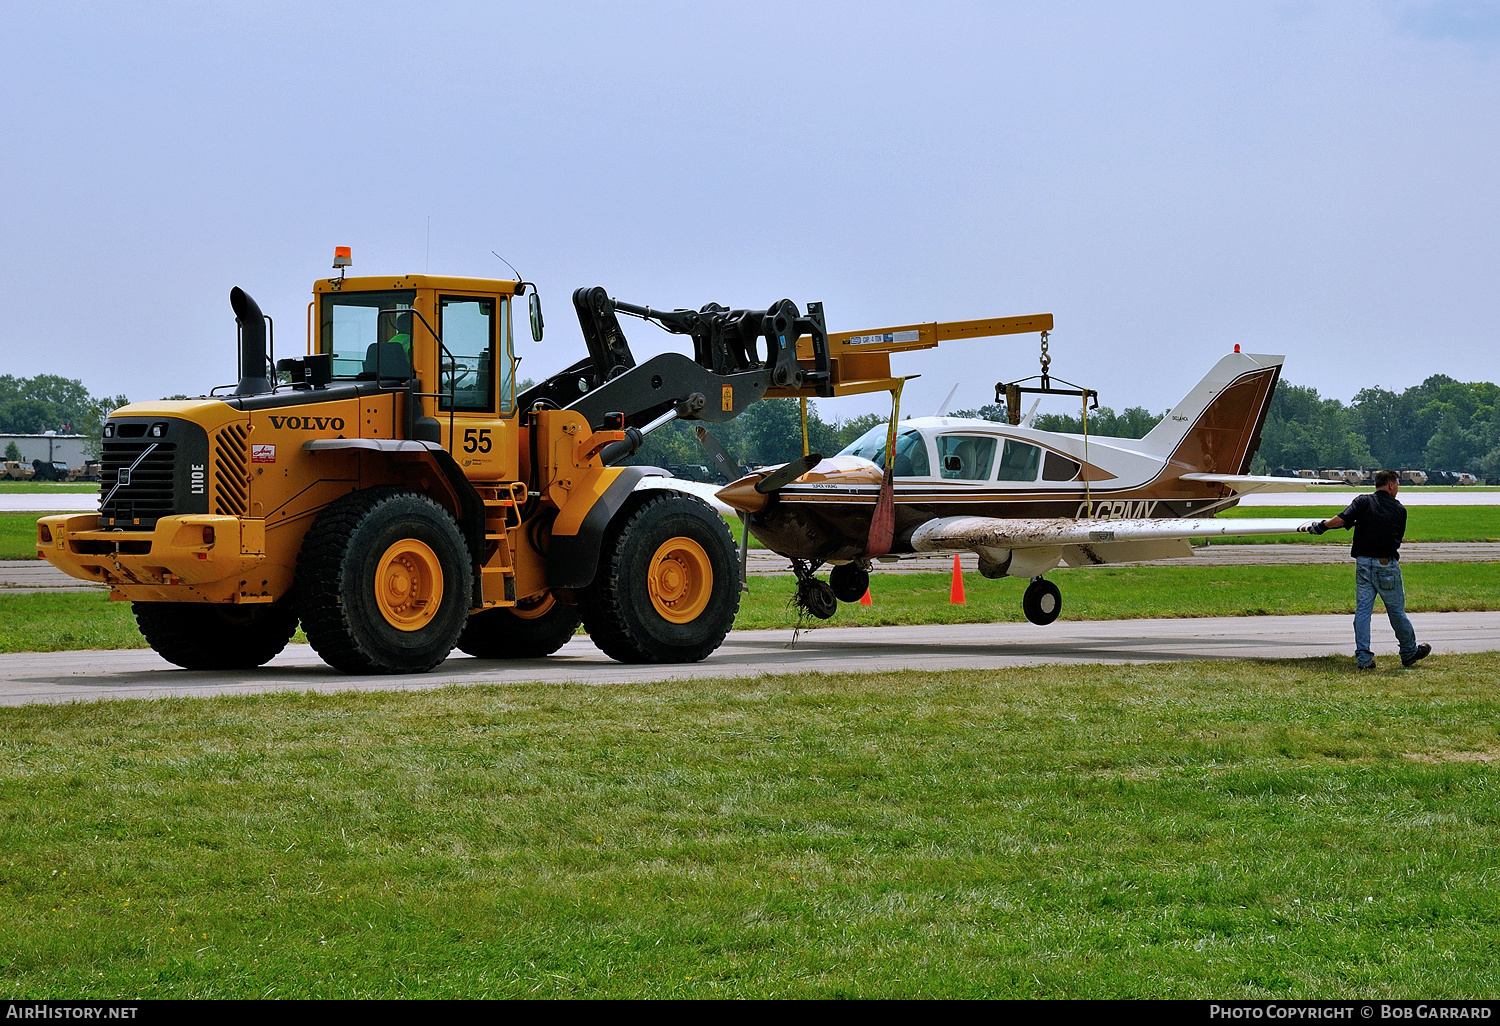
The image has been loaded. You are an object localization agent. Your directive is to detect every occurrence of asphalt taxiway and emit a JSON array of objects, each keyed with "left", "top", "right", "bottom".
[{"left": 1, "top": 611, "right": 1496, "bottom": 706}]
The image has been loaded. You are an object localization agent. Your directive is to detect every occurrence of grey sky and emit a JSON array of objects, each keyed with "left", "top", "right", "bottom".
[{"left": 2, "top": 1, "right": 1496, "bottom": 424}]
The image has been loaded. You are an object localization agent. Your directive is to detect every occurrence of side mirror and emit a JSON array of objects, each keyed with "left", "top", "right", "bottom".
[{"left": 528, "top": 292, "right": 544, "bottom": 342}]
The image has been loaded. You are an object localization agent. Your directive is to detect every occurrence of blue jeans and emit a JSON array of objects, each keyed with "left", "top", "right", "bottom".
[{"left": 1354, "top": 556, "right": 1418, "bottom": 667}]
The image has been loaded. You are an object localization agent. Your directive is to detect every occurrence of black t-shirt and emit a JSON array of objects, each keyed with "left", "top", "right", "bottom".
[{"left": 1336, "top": 490, "right": 1407, "bottom": 558}]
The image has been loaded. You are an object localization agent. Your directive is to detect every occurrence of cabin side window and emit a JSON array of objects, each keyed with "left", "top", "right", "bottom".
[
  {"left": 937, "top": 435, "right": 997, "bottom": 481},
  {"left": 1042, "top": 450, "right": 1082, "bottom": 481},
  {"left": 996, "top": 439, "right": 1042, "bottom": 482}
]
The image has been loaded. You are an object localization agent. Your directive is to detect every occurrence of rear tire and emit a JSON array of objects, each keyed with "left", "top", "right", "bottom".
[
  {"left": 297, "top": 489, "right": 472, "bottom": 674},
  {"left": 457, "top": 596, "right": 580, "bottom": 659},
  {"left": 134, "top": 601, "right": 298, "bottom": 670},
  {"left": 579, "top": 494, "right": 740, "bottom": 663}
]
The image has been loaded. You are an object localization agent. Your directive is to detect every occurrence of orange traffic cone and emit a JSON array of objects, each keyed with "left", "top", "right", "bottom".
[
  {"left": 859, "top": 587, "right": 872, "bottom": 605},
  {"left": 949, "top": 553, "right": 966, "bottom": 604}
]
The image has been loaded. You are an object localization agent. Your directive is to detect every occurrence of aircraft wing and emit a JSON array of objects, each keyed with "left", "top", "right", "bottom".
[
  {"left": 1177, "top": 473, "right": 1311, "bottom": 494},
  {"left": 635, "top": 475, "right": 736, "bottom": 516},
  {"left": 910, "top": 515, "right": 1320, "bottom": 574}
]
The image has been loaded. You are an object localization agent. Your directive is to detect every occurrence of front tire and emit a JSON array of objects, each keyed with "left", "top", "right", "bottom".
[
  {"left": 1022, "top": 577, "right": 1062, "bottom": 626},
  {"left": 297, "top": 489, "right": 472, "bottom": 674},
  {"left": 457, "top": 595, "right": 580, "bottom": 659},
  {"left": 579, "top": 494, "right": 740, "bottom": 663},
  {"left": 134, "top": 601, "right": 298, "bottom": 670}
]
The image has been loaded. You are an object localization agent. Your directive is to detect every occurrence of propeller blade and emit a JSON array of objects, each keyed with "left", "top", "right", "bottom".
[
  {"left": 754, "top": 452, "right": 823, "bottom": 494},
  {"left": 693, "top": 425, "right": 742, "bottom": 483}
]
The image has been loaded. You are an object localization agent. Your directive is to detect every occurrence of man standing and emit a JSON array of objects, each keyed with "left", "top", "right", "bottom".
[{"left": 1309, "top": 469, "right": 1431, "bottom": 670}]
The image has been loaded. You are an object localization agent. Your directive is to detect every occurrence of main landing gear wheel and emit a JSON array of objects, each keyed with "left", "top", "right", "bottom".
[
  {"left": 580, "top": 493, "right": 741, "bottom": 664},
  {"left": 297, "top": 489, "right": 472, "bottom": 674},
  {"left": 828, "top": 563, "right": 870, "bottom": 603},
  {"left": 1022, "top": 577, "right": 1062, "bottom": 626},
  {"left": 796, "top": 577, "right": 838, "bottom": 620},
  {"left": 133, "top": 601, "right": 299, "bottom": 670},
  {"left": 457, "top": 594, "right": 581, "bottom": 659}
]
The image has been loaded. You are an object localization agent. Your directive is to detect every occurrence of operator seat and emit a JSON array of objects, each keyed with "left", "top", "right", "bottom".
[{"left": 360, "top": 341, "right": 411, "bottom": 382}]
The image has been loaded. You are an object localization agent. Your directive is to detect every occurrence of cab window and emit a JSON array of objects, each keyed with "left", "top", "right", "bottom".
[
  {"left": 320, "top": 290, "right": 417, "bottom": 379},
  {"left": 937, "top": 435, "right": 997, "bottom": 480},
  {"left": 438, "top": 297, "right": 495, "bottom": 412},
  {"left": 837, "top": 425, "right": 931, "bottom": 477},
  {"left": 997, "top": 439, "right": 1042, "bottom": 481}
]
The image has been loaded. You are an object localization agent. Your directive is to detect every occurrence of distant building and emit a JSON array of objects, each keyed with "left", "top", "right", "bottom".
[{"left": 0, "top": 432, "right": 89, "bottom": 468}]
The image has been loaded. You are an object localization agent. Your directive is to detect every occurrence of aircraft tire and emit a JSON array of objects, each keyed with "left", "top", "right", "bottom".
[
  {"left": 133, "top": 601, "right": 298, "bottom": 670},
  {"left": 1022, "top": 577, "right": 1062, "bottom": 626},
  {"left": 828, "top": 563, "right": 870, "bottom": 603},
  {"left": 797, "top": 576, "right": 839, "bottom": 619},
  {"left": 580, "top": 493, "right": 741, "bottom": 664},
  {"left": 296, "top": 489, "right": 472, "bottom": 674},
  {"left": 457, "top": 597, "right": 580, "bottom": 659}
]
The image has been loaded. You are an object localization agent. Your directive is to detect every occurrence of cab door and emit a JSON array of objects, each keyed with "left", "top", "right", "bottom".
[{"left": 437, "top": 293, "right": 518, "bottom": 483}]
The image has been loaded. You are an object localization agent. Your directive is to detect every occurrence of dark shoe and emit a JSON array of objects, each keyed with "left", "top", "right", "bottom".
[
  {"left": 1357, "top": 662, "right": 1377, "bottom": 671},
  {"left": 1402, "top": 644, "right": 1432, "bottom": 668}
]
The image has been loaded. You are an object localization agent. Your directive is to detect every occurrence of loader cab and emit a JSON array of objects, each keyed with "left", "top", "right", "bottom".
[{"left": 312, "top": 274, "right": 524, "bottom": 480}]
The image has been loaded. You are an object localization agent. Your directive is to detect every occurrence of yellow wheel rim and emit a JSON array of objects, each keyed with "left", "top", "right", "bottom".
[
  {"left": 512, "top": 593, "right": 556, "bottom": 620},
  {"left": 647, "top": 537, "right": 713, "bottom": 624},
  {"left": 375, "top": 539, "right": 444, "bottom": 632}
]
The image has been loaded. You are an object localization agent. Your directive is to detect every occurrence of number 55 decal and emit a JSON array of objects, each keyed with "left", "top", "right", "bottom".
[{"left": 462, "top": 428, "right": 492, "bottom": 454}]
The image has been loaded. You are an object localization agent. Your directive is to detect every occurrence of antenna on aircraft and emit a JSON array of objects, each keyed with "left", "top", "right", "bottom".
[{"left": 933, "top": 383, "right": 961, "bottom": 418}]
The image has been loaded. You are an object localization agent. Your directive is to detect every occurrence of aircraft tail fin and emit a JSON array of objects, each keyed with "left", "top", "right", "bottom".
[{"left": 1136, "top": 352, "right": 1283, "bottom": 475}]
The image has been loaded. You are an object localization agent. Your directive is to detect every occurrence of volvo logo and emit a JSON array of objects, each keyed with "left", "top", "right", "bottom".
[{"left": 267, "top": 416, "right": 345, "bottom": 430}]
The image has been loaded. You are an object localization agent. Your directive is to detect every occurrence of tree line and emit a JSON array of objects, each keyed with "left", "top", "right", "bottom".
[
  {"left": 627, "top": 374, "right": 1500, "bottom": 481},
  {"left": 5, "top": 370, "right": 1493, "bottom": 480},
  {"left": 0, "top": 375, "right": 131, "bottom": 459}
]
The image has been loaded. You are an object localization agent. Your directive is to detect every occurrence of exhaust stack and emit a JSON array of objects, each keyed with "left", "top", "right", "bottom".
[{"left": 231, "top": 287, "right": 272, "bottom": 396}]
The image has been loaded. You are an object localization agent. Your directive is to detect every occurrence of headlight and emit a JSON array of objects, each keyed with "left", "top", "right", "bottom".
[
  {"left": 102, "top": 422, "right": 115, "bottom": 438},
  {"left": 150, "top": 423, "right": 168, "bottom": 438}
]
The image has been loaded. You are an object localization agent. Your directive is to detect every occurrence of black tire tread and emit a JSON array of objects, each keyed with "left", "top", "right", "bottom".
[
  {"left": 579, "top": 492, "right": 740, "bottom": 664},
  {"left": 457, "top": 603, "right": 581, "bottom": 659},
  {"left": 133, "top": 601, "right": 298, "bottom": 670},
  {"left": 296, "top": 488, "right": 471, "bottom": 674}
]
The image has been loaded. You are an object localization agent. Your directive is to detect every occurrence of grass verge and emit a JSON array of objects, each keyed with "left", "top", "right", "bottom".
[
  {"left": 2, "top": 562, "right": 1495, "bottom": 652},
  {"left": 2, "top": 658, "right": 1499, "bottom": 997},
  {"left": 7, "top": 506, "right": 1497, "bottom": 561},
  {"left": 1215, "top": 505, "right": 1500, "bottom": 544},
  {"left": 0, "top": 483, "right": 98, "bottom": 494}
]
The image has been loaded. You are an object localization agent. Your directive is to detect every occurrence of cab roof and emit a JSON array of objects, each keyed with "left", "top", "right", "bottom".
[{"left": 312, "top": 274, "right": 523, "bottom": 296}]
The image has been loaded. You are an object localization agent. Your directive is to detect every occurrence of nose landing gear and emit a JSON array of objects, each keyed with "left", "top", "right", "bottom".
[{"left": 1022, "top": 576, "right": 1061, "bottom": 625}]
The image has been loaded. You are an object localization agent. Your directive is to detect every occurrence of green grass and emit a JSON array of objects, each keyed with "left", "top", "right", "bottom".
[
  {"left": 1215, "top": 505, "right": 1500, "bottom": 544},
  {"left": 9, "top": 504, "right": 1496, "bottom": 561},
  {"left": 0, "top": 512, "right": 52, "bottom": 560},
  {"left": 3, "top": 658, "right": 1500, "bottom": 997},
  {"left": 0, "top": 481, "right": 97, "bottom": 493},
  {"left": 3, "top": 562, "right": 1496, "bottom": 652}
]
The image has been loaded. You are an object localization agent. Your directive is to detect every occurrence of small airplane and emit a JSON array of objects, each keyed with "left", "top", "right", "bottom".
[{"left": 711, "top": 349, "right": 1321, "bottom": 622}]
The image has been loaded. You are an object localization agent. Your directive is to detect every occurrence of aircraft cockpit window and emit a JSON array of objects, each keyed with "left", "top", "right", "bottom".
[
  {"left": 1043, "top": 450, "right": 1082, "bottom": 481},
  {"left": 996, "top": 439, "right": 1042, "bottom": 482},
  {"left": 838, "top": 425, "right": 931, "bottom": 477},
  {"left": 937, "top": 435, "right": 996, "bottom": 481}
]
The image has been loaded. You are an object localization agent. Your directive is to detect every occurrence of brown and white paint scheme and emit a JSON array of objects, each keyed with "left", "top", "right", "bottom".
[{"left": 710, "top": 351, "right": 1320, "bottom": 579}]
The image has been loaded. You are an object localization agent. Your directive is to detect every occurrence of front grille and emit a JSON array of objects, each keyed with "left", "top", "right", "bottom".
[
  {"left": 96, "top": 416, "right": 210, "bottom": 528},
  {"left": 100, "top": 440, "right": 177, "bottom": 525},
  {"left": 213, "top": 424, "right": 250, "bottom": 516}
]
